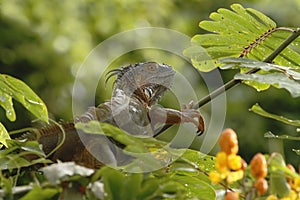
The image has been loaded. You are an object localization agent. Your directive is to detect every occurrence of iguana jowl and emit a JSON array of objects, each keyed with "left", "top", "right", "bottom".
[{"left": 20, "top": 62, "right": 204, "bottom": 168}]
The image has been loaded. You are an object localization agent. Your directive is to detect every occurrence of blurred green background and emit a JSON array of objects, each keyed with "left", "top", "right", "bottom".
[{"left": 0, "top": 0, "right": 299, "bottom": 166}]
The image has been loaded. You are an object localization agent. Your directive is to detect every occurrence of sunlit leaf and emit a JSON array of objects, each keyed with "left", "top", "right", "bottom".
[
  {"left": 221, "top": 57, "right": 300, "bottom": 91},
  {"left": 171, "top": 175, "right": 216, "bottom": 200},
  {"left": 268, "top": 153, "right": 291, "bottom": 198},
  {"left": 0, "top": 74, "right": 48, "bottom": 123},
  {"left": 0, "top": 122, "right": 11, "bottom": 148},
  {"left": 76, "top": 121, "right": 190, "bottom": 172},
  {"left": 99, "top": 167, "right": 126, "bottom": 200},
  {"left": 264, "top": 131, "right": 300, "bottom": 141},
  {"left": 5, "top": 139, "right": 45, "bottom": 156},
  {"left": 235, "top": 73, "right": 300, "bottom": 97},
  {"left": 250, "top": 104, "right": 300, "bottom": 127},
  {"left": 181, "top": 149, "right": 215, "bottom": 173},
  {"left": 0, "top": 147, "right": 51, "bottom": 170},
  {"left": 221, "top": 58, "right": 300, "bottom": 79},
  {"left": 20, "top": 184, "right": 59, "bottom": 200},
  {"left": 183, "top": 45, "right": 217, "bottom": 72},
  {"left": 0, "top": 156, "right": 31, "bottom": 170},
  {"left": 75, "top": 121, "right": 154, "bottom": 153},
  {"left": 243, "top": 79, "right": 271, "bottom": 91},
  {"left": 185, "top": 3, "right": 300, "bottom": 72},
  {"left": 0, "top": 90, "right": 16, "bottom": 121},
  {"left": 138, "top": 172, "right": 215, "bottom": 200}
]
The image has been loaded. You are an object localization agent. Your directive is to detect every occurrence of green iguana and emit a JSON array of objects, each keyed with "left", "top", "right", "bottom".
[{"left": 18, "top": 62, "right": 204, "bottom": 168}]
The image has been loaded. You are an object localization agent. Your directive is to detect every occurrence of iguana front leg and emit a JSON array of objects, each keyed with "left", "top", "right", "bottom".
[{"left": 149, "top": 104, "right": 205, "bottom": 135}]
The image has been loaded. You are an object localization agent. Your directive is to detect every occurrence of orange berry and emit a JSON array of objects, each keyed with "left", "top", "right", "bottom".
[
  {"left": 255, "top": 178, "right": 268, "bottom": 196},
  {"left": 241, "top": 158, "right": 248, "bottom": 171},
  {"left": 286, "top": 164, "right": 296, "bottom": 184},
  {"left": 287, "top": 164, "right": 296, "bottom": 172},
  {"left": 219, "top": 128, "right": 239, "bottom": 155},
  {"left": 250, "top": 153, "right": 267, "bottom": 179},
  {"left": 224, "top": 191, "right": 239, "bottom": 200}
]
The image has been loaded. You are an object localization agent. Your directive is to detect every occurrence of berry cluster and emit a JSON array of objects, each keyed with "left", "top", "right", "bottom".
[{"left": 209, "top": 128, "right": 300, "bottom": 200}]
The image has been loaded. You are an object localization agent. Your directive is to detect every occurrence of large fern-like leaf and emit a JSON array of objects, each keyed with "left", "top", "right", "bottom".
[{"left": 184, "top": 4, "right": 300, "bottom": 72}]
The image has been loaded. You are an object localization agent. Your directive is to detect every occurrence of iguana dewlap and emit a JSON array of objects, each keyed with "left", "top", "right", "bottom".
[{"left": 20, "top": 62, "right": 204, "bottom": 168}]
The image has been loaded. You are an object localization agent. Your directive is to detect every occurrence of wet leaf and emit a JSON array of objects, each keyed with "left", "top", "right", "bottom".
[
  {"left": 20, "top": 184, "right": 59, "bottom": 200},
  {"left": 235, "top": 73, "right": 300, "bottom": 97},
  {"left": 0, "top": 74, "right": 48, "bottom": 123},
  {"left": 221, "top": 57, "right": 300, "bottom": 80},
  {"left": 250, "top": 104, "right": 300, "bottom": 126},
  {"left": 171, "top": 175, "right": 216, "bottom": 200},
  {"left": 264, "top": 131, "right": 300, "bottom": 141},
  {"left": 0, "top": 122, "right": 11, "bottom": 148},
  {"left": 0, "top": 90, "right": 16, "bottom": 121},
  {"left": 181, "top": 149, "right": 216, "bottom": 172},
  {"left": 268, "top": 153, "right": 291, "bottom": 198}
]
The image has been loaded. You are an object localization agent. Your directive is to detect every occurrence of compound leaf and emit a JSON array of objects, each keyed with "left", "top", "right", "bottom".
[{"left": 184, "top": 4, "right": 300, "bottom": 72}]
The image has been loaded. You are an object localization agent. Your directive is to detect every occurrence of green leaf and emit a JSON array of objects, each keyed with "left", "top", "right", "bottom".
[
  {"left": 0, "top": 89, "right": 16, "bottom": 121},
  {"left": 0, "top": 122, "right": 11, "bottom": 148},
  {"left": 76, "top": 121, "right": 187, "bottom": 172},
  {"left": 264, "top": 131, "right": 300, "bottom": 141},
  {"left": 121, "top": 173, "right": 143, "bottom": 200},
  {"left": 220, "top": 58, "right": 300, "bottom": 79},
  {"left": 0, "top": 156, "right": 31, "bottom": 170},
  {"left": 268, "top": 153, "right": 291, "bottom": 198},
  {"left": 250, "top": 104, "right": 300, "bottom": 127},
  {"left": 138, "top": 178, "right": 160, "bottom": 199},
  {"left": 171, "top": 175, "right": 216, "bottom": 200},
  {"left": 75, "top": 121, "right": 152, "bottom": 153},
  {"left": 5, "top": 139, "right": 45, "bottom": 156},
  {"left": 221, "top": 57, "right": 300, "bottom": 92},
  {"left": 90, "top": 168, "right": 143, "bottom": 200},
  {"left": 139, "top": 173, "right": 215, "bottom": 200},
  {"left": 235, "top": 73, "right": 300, "bottom": 97},
  {"left": 181, "top": 149, "right": 216, "bottom": 173},
  {"left": 0, "top": 74, "right": 48, "bottom": 123},
  {"left": 100, "top": 167, "right": 125, "bottom": 200},
  {"left": 183, "top": 45, "right": 217, "bottom": 72},
  {"left": 20, "top": 184, "right": 59, "bottom": 200},
  {"left": 185, "top": 3, "right": 300, "bottom": 72}
]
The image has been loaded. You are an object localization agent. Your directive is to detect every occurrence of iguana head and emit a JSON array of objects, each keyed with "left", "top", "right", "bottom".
[{"left": 106, "top": 62, "right": 175, "bottom": 106}]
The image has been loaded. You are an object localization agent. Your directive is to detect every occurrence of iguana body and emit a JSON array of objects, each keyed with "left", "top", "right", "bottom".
[{"left": 20, "top": 62, "right": 204, "bottom": 168}]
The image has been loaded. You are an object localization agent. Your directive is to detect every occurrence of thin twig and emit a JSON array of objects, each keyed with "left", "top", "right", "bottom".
[{"left": 154, "top": 28, "right": 300, "bottom": 137}]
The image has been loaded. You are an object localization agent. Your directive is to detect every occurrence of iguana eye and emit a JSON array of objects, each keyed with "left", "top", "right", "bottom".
[
  {"left": 145, "top": 62, "right": 158, "bottom": 72},
  {"left": 143, "top": 88, "right": 153, "bottom": 99}
]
